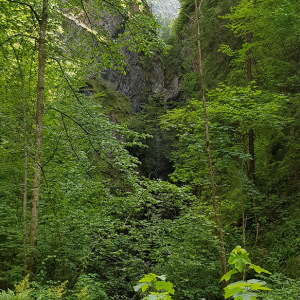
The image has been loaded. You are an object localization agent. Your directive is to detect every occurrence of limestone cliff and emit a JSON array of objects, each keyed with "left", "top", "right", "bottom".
[
  {"left": 104, "top": 49, "right": 175, "bottom": 114},
  {"left": 63, "top": 1, "right": 180, "bottom": 116}
]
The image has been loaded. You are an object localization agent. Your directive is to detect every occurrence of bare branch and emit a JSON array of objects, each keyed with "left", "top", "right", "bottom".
[
  {"left": 101, "top": 0, "right": 127, "bottom": 19},
  {"left": 0, "top": 34, "right": 38, "bottom": 48},
  {"left": 42, "top": 134, "right": 62, "bottom": 167},
  {"left": 49, "top": 56, "right": 94, "bottom": 119},
  {"left": 80, "top": 0, "right": 93, "bottom": 26},
  {"left": 47, "top": 106, "right": 90, "bottom": 135},
  {"left": 24, "top": 148, "right": 49, "bottom": 187},
  {"left": 61, "top": 114, "right": 80, "bottom": 161}
]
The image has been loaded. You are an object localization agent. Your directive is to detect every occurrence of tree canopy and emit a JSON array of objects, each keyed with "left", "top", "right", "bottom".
[{"left": 1, "top": 0, "right": 300, "bottom": 300}]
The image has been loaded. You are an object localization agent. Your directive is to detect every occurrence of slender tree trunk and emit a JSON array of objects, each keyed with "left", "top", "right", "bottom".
[
  {"left": 194, "top": 0, "right": 227, "bottom": 286},
  {"left": 248, "top": 127, "right": 255, "bottom": 182},
  {"left": 23, "top": 140, "right": 28, "bottom": 274},
  {"left": 29, "top": 0, "right": 48, "bottom": 273},
  {"left": 17, "top": 59, "right": 29, "bottom": 276},
  {"left": 21, "top": 68, "right": 28, "bottom": 276}
]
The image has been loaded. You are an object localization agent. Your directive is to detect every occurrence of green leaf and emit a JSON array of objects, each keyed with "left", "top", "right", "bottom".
[
  {"left": 224, "top": 282, "right": 248, "bottom": 298},
  {"left": 233, "top": 291, "right": 257, "bottom": 300},
  {"left": 155, "top": 282, "right": 175, "bottom": 295},
  {"left": 246, "top": 280, "right": 272, "bottom": 291},
  {"left": 144, "top": 292, "right": 171, "bottom": 300},
  {"left": 228, "top": 246, "right": 251, "bottom": 271},
  {"left": 220, "top": 268, "right": 239, "bottom": 282},
  {"left": 142, "top": 284, "right": 150, "bottom": 293},
  {"left": 228, "top": 252, "right": 251, "bottom": 271},
  {"left": 134, "top": 282, "right": 149, "bottom": 292},
  {"left": 225, "top": 286, "right": 243, "bottom": 298},
  {"left": 140, "top": 274, "right": 157, "bottom": 283},
  {"left": 156, "top": 275, "right": 167, "bottom": 281},
  {"left": 246, "top": 279, "right": 264, "bottom": 284},
  {"left": 249, "top": 264, "right": 271, "bottom": 274}
]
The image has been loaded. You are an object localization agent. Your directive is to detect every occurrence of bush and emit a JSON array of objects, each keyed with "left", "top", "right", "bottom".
[
  {"left": 0, "top": 275, "right": 32, "bottom": 300},
  {"left": 259, "top": 273, "right": 300, "bottom": 300}
]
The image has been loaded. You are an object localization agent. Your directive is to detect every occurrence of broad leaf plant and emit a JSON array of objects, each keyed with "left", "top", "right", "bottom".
[{"left": 221, "top": 246, "right": 272, "bottom": 300}]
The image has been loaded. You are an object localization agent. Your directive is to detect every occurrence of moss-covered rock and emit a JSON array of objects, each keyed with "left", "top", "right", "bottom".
[{"left": 88, "top": 78, "right": 131, "bottom": 123}]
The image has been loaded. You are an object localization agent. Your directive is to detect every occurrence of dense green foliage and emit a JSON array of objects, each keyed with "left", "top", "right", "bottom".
[
  {"left": 1, "top": 0, "right": 300, "bottom": 299},
  {"left": 132, "top": 0, "right": 300, "bottom": 298}
]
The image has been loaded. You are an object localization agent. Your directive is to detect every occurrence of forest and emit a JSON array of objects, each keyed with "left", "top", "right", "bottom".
[{"left": 0, "top": 0, "right": 300, "bottom": 299}]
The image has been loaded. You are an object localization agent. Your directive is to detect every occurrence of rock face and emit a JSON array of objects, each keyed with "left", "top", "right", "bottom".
[
  {"left": 104, "top": 49, "right": 144, "bottom": 114},
  {"left": 104, "top": 49, "right": 180, "bottom": 113},
  {"left": 146, "top": 0, "right": 180, "bottom": 18},
  {"left": 96, "top": 2, "right": 181, "bottom": 114},
  {"left": 64, "top": 1, "right": 180, "bottom": 114}
]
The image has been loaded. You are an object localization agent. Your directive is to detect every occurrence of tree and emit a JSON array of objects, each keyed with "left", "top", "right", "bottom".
[
  {"left": 28, "top": 0, "right": 48, "bottom": 273},
  {"left": 8, "top": 28, "right": 31, "bottom": 276},
  {"left": 221, "top": 0, "right": 300, "bottom": 92},
  {"left": 161, "top": 83, "right": 288, "bottom": 280},
  {"left": 194, "top": 0, "right": 227, "bottom": 285},
  {"left": 2, "top": 0, "right": 167, "bottom": 274}
]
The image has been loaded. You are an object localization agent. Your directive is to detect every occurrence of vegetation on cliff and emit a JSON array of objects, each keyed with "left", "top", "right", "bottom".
[{"left": 1, "top": 0, "right": 300, "bottom": 299}]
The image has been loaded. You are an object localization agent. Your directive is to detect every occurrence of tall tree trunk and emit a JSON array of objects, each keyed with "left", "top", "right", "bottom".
[
  {"left": 21, "top": 64, "right": 28, "bottom": 276},
  {"left": 29, "top": 0, "right": 48, "bottom": 273},
  {"left": 22, "top": 122, "right": 28, "bottom": 275},
  {"left": 248, "top": 127, "right": 255, "bottom": 182},
  {"left": 194, "top": 0, "right": 227, "bottom": 286}
]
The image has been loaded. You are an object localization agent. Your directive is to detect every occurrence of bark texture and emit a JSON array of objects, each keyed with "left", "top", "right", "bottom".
[
  {"left": 29, "top": 0, "right": 48, "bottom": 273},
  {"left": 22, "top": 69, "right": 28, "bottom": 275},
  {"left": 194, "top": 0, "right": 227, "bottom": 286}
]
